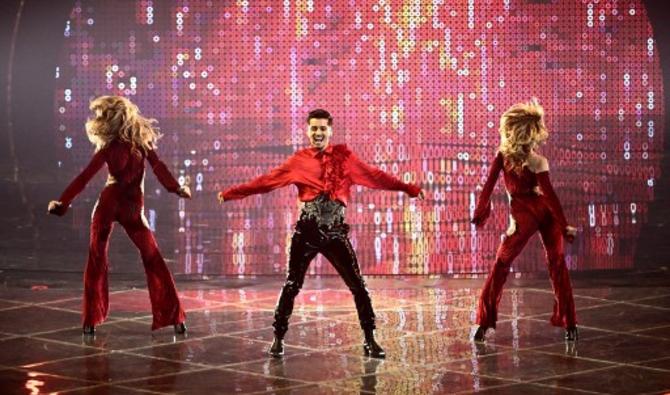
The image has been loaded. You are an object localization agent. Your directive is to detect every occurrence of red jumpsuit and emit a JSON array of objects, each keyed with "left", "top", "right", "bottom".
[
  {"left": 472, "top": 151, "right": 577, "bottom": 329},
  {"left": 54, "top": 139, "right": 185, "bottom": 330}
]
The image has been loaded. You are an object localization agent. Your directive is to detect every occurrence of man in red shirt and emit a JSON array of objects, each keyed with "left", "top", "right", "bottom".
[{"left": 218, "top": 109, "right": 424, "bottom": 358}]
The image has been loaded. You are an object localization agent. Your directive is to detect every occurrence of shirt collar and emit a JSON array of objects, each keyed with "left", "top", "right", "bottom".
[{"left": 310, "top": 145, "right": 333, "bottom": 157}]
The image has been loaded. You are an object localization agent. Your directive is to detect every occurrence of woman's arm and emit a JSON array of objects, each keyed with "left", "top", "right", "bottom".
[
  {"left": 146, "top": 149, "right": 182, "bottom": 194},
  {"left": 534, "top": 157, "right": 573, "bottom": 241},
  {"left": 471, "top": 152, "right": 503, "bottom": 227},
  {"left": 49, "top": 149, "right": 107, "bottom": 216}
]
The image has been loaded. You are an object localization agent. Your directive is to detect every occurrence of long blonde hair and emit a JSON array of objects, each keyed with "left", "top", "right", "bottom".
[
  {"left": 498, "top": 98, "right": 548, "bottom": 170},
  {"left": 85, "top": 96, "right": 161, "bottom": 152}
]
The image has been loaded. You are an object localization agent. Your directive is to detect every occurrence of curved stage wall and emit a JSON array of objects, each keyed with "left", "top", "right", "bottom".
[{"left": 35, "top": 1, "right": 667, "bottom": 275}]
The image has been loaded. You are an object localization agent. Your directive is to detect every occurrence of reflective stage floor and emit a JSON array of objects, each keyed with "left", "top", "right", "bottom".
[{"left": 0, "top": 272, "right": 669, "bottom": 394}]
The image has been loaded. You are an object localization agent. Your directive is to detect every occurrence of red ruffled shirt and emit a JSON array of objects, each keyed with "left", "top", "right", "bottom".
[{"left": 221, "top": 144, "right": 421, "bottom": 205}]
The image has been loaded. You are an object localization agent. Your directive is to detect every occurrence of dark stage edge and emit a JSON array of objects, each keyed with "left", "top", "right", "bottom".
[{"left": 0, "top": 271, "right": 669, "bottom": 394}]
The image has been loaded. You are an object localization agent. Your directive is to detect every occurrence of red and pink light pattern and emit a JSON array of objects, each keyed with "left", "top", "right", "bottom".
[{"left": 53, "top": 0, "right": 664, "bottom": 275}]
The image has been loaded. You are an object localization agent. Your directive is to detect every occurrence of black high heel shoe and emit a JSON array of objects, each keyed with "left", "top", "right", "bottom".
[
  {"left": 362, "top": 329, "right": 386, "bottom": 359},
  {"left": 363, "top": 339, "right": 386, "bottom": 359},
  {"left": 565, "top": 326, "right": 578, "bottom": 341},
  {"left": 268, "top": 336, "right": 284, "bottom": 358},
  {"left": 473, "top": 326, "right": 488, "bottom": 342},
  {"left": 82, "top": 325, "right": 95, "bottom": 335},
  {"left": 174, "top": 322, "right": 187, "bottom": 335}
]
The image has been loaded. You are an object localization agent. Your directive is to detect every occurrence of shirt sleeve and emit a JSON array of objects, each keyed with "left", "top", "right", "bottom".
[
  {"left": 221, "top": 156, "right": 296, "bottom": 201},
  {"left": 146, "top": 149, "right": 181, "bottom": 193},
  {"left": 472, "top": 151, "right": 503, "bottom": 227},
  {"left": 347, "top": 152, "right": 421, "bottom": 196},
  {"left": 57, "top": 148, "right": 108, "bottom": 211},
  {"left": 536, "top": 171, "right": 571, "bottom": 236}
]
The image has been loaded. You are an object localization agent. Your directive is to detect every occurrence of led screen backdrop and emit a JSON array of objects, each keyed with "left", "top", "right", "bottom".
[{"left": 53, "top": 0, "right": 664, "bottom": 275}]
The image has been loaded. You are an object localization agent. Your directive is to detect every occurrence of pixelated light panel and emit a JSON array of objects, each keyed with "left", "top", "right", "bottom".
[{"left": 54, "top": 1, "right": 664, "bottom": 275}]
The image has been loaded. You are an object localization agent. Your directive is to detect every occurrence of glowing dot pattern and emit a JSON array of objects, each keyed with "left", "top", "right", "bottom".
[{"left": 53, "top": 1, "right": 664, "bottom": 275}]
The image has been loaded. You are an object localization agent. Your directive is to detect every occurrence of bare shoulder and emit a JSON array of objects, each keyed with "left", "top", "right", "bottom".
[{"left": 528, "top": 152, "right": 549, "bottom": 173}]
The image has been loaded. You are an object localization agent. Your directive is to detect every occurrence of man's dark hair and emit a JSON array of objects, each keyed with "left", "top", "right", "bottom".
[{"left": 307, "top": 108, "right": 333, "bottom": 125}]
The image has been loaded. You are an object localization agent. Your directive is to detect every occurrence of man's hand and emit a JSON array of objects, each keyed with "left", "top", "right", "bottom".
[
  {"left": 177, "top": 185, "right": 192, "bottom": 199},
  {"left": 217, "top": 191, "right": 225, "bottom": 204},
  {"left": 417, "top": 190, "right": 425, "bottom": 200}
]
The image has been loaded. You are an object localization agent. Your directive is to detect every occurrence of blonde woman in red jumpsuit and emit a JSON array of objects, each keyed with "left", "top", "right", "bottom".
[
  {"left": 471, "top": 99, "right": 579, "bottom": 342},
  {"left": 48, "top": 96, "right": 190, "bottom": 335}
]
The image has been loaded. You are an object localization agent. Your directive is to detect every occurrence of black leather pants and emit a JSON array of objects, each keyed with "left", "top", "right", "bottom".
[{"left": 272, "top": 218, "right": 376, "bottom": 338}]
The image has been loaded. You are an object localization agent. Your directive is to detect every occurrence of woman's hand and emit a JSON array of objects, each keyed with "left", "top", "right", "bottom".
[
  {"left": 217, "top": 191, "right": 225, "bottom": 204},
  {"left": 47, "top": 200, "right": 65, "bottom": 216},
  {"left": 565, "top": 225, "right": 577, "bottom": 242},
  {"left": 417, "top": 190, "right": 425, "bottom": 200},
  {"left": 177, "top": 185, "right": 191, "bottom": 199},
  {"left": 471, "top": 203, "right": 492, "bottom": 228}
]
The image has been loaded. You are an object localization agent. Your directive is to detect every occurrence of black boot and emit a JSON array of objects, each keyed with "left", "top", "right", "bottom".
[
  {"left": 363, "top": 329, "right": 385, "bottom": 359},
  {"left": 473, "top": 326, "right": 487, "bottom": 342},
  {"left": 174, "top": 322, "right": 187, "bottom": 335},
  {"left": 565, "top": 326, "right": 578, "bottom": 341},
  {"left": 82, "top": 325, "right": 95, "bottom": 335},
  {"left": 268, "top": 336, "right": 285, "bottom": 358}
]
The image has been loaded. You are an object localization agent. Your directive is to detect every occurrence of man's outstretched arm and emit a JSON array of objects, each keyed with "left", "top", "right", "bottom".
[
  {"left": 219, "top": 157, "right": 295, "bottom": 202},
  {"left": 348, "top": 152, "right": 422, "bottom": 197}
]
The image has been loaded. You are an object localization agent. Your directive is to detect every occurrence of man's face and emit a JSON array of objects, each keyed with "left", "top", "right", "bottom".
[{"left": 307, "top": 118, "right": 332, "bottom": 150}]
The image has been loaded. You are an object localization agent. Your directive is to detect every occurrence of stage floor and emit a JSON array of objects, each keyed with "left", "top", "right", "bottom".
[{"left": 0, "top": 272, "right": 669, "bottom": 394}]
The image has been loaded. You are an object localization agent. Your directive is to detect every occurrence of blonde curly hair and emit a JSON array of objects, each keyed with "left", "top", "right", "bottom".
[
  {"left": 498, "top": 98, "right": 548, "bottom": 170},
  {"left": 85, "top": 96, "right": 161, "bottom": 152}
]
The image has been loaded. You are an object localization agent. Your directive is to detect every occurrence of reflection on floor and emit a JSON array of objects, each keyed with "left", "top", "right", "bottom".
[{"left": 0, "top": 273, "right": 669, "bottom": 394}]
